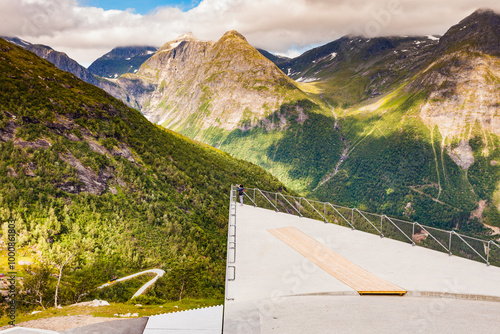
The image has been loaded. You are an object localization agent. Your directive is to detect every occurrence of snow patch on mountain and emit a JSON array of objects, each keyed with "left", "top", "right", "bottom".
[{"left": 160, "top": 42, "right": 182, "bottom": 53}]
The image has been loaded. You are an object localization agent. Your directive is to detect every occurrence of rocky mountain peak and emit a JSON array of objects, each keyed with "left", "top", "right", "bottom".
[
  {"left": 114, "top": 30, "right": 303, "bottom": 140},
  {"left": 88, "top": 45, "right": 158, "bottom": 78},
  {"left": 158, "top": 32, "right": 200, "bottom": 52},
  {"left": 177, "top": 32, "right": 198, "bottom": 41},
  {"left": 436, "top": 8, "right": 500, "bottom": 55},
  {"left": 220, "top": 30, "right": 248, "bottom": 42}
]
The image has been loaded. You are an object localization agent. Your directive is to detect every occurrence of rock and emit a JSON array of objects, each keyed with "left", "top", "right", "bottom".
[
  {"left": 70, "top": 299, "right": 110, "bottom": 307},
  {"left": 90, "top": 300, "right": 110, "bottom": 307},
  {"left": 14, "top": 138, "right": 52, "bottom": 149},
  {"left": 86, "top": 139, "right": 109, "bottom": 155},
  {"left": 447, "top": 140, "right": 475, "bottom": 170},
  {"left": 111, "top": 144, "right": 135, "bottom": 162},
  {"left": 7, "top": 167, "right": 17, "bottom": 178},
  {"left": 58, "top": 152, "right": 113, "bottom": 195},
  {"left": 24, "top": 162, "right": 37, "bottom": 177}
]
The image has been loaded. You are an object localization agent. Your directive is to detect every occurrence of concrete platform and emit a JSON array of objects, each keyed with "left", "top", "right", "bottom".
[
  {"left": 0, "top": 329, "right": 60, "bottom": 334},
  {"left": 223, "top": 205, "right": 500, "bottom": 333},
  {"left": 143, "top": 305, "right": 223, "bottom": 333},
  {"left": 61, "top": 318, "right": 148, "bottom": 334}
]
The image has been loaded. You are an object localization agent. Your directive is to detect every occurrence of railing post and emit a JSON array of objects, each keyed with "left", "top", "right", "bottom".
[
  {"left": 275, "top": 192, "right": 278, "bottom": 208},
  {"left": 380, "top": 215, "right": 383, "bottom": 235},
  {"left": 327, "top": 203, "right": 355, "bottom": 229},
  {"left": 487, "top": 240, "right": 491, "bottom": 266},
  {"left": 412, "top": 222, "right": 416, "bottom": 246},
  {"left": 324, "top": 202, "right": 327, "bottom": 223},
  {"left": 279, "top": 193, "right": 302, "bottom": 217},
  {"left": 299, "top": 197, "right": 302, "bottom": 216},
  {"left": 253, "top": 188, "right": 256, "bottom": 206},
  {"left": 351, "top": 208, "right": 354, "bottom": 227},
  {"left": 449, "top": 231, "right": 453, "bottom": 256}
]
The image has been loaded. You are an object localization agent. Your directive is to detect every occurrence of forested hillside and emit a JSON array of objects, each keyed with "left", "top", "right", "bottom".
[{"left": 0, "top": 37, "right": 289, "bottom": 313}]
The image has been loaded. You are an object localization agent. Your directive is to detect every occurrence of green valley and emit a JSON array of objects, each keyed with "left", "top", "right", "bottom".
[{"left": 109, "top": 9, "right": 500, "bottom": 235}]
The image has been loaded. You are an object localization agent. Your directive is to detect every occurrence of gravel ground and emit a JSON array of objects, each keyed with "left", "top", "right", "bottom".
[{"left": 1, "top": 315, "right": 126, "bottom": 332}]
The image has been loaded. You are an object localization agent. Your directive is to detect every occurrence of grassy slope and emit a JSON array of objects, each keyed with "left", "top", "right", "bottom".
[
  {"left": 312, "top": 85, "right": 500, "bottom": 231},
  {"left": 0, "top": 38, "right": 291, "bottom": 315}
]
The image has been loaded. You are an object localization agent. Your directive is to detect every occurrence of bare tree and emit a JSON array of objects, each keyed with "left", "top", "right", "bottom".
[{"left": 54, "top": 252, "right": 76, "bottom": 308}]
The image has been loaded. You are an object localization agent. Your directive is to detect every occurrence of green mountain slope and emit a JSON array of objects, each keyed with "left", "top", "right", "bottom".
[
  {"left": 2, "top": 36, "right": 101, "bottom": 86},
  {"left": 312, "top": 9, "right": 500, "bottom": 232},
  {"left": 0, "top": 37, "right": 289, "bottom": 311}
]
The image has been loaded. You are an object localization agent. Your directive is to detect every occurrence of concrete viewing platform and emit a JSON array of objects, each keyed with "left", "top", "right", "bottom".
[{"left": 223, "top": 204, "right": 500, "bottom": 333}]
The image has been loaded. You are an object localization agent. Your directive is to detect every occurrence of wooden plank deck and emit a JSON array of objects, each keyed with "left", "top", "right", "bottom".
[{"left": 268, "top": 226, "right": 406, "bottom": 295}]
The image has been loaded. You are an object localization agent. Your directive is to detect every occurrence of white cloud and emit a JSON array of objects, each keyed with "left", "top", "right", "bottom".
[{"left": 0, "top": 0, "right": 499, "bottom": 66}]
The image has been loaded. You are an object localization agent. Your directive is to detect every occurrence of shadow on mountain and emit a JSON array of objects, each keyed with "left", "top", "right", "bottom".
[
  {"left": 312, "top": 121, "right": 491, "bottom": 231},
  {"left": 221, "top": 100, "right": 343, "bottom": 192}
]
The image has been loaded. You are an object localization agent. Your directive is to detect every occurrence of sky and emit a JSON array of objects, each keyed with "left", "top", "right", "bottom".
[
  {"left": 0, "top": 0, "right": 499, "bottom": 67},
  {"left": 83, "top": 0, "right": 202, "bottom": 14}
]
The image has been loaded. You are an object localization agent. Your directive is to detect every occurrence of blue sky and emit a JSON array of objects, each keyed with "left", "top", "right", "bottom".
[{"left": 82, "top": 0, "right": 202, "bottom": 14}]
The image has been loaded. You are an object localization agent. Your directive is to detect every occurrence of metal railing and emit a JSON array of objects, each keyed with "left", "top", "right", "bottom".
[
  {"left": 224, "top": 185, "right": 238, "bottom": 301},
  {"left": 241, "top": 187, "right": 500, "bottom": 267}
]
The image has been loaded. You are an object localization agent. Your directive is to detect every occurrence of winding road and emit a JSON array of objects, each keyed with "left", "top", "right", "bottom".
[{"left": 97, "top": 268, "right": 165, "bottom": 299}]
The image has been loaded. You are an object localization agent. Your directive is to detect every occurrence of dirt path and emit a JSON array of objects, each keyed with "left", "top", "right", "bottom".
[
  {"left": 408, "top": 186, "right": 458, "bottom": 209},
  {"left": 0, "top": 315, "right": 124, "bottom": 332},
  {"left": 97, "top": 268, "right": 165, "bottom": 298},
  {"left": 483, "top": 222, "right": 500, "bottom": 236}
]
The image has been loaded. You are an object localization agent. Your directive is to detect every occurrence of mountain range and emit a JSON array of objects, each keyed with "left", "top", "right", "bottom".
[
  {"left": 3, "top": 9, "right": 499, "bottom": 235},
  {"left": 98, "top": 8, "right": 498, "bottom": 232}
]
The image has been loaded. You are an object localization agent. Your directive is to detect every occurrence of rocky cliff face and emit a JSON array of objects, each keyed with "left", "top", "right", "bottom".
[
  {"left": 407, "top": 9, "right": 500, "bottom": 141},
  {"left": 115, "top": 31, "right": 307, "bottom": 140}
]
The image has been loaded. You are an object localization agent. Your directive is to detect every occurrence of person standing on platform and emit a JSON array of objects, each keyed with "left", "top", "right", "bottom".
[{"left": 237, "top": 184, "right": 245, "bottom": 206}]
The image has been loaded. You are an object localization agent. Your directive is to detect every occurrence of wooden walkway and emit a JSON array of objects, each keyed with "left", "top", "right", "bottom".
[{"left": 268, "top": 226, "right": 406, "bottom": 295}]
